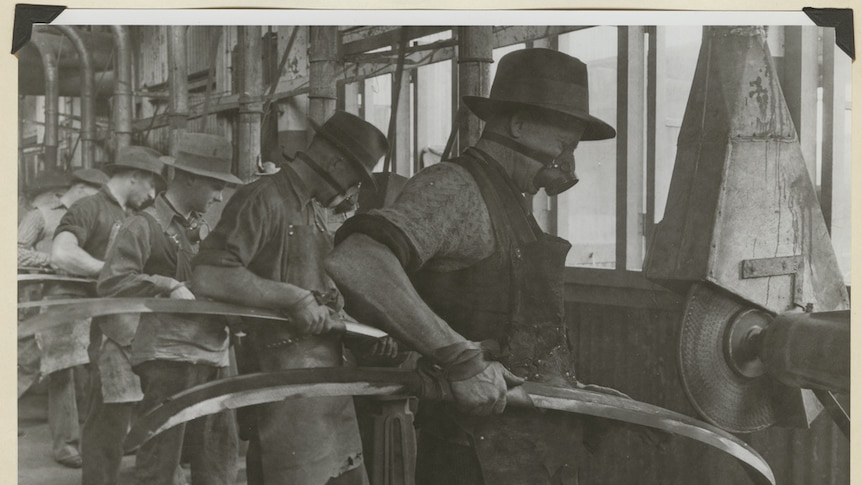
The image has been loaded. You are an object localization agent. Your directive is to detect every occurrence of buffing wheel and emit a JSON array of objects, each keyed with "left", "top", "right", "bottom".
[{"left": 678, "top": 282, "right": 795, "bottom": 433}]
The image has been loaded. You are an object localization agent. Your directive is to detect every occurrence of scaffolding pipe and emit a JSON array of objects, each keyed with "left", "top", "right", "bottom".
[
  {"left": 237, "top": 25, "right": 263, "bottom": 182},
  {"left": 31, "top": 34, "right": 60, "bottom": 170},
  {"left": 111, "top": 26, "right": 133, "bottom": 150},
  {"left": 309, "top": 26, "right": 338, "bottom": 127},
  {"left": 52, "top": 25, "right": 96, "bottom": 168},
  {"left": 167, "top": 26, "right": 189, "bottom": 157},
  {"left": 457, "top": 26, "right": 493, "bottom": 150}
]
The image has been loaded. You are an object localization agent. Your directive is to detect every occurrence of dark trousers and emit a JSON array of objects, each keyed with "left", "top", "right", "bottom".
[
  {"left": 80, "top": 365, "right": 135, "bottom": 485},
  {"left": 48, "top": 368, "right": 81, "bottom": 462},
  {"left": 134, "top": 360, "right": 238, "bottom": 485}
]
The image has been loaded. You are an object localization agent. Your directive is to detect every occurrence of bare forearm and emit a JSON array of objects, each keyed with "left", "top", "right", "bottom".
[
  {"left": 326, "top": 234, "right": 466, "bottom": 357},
  {"left": 51, "top": 233, "right": 103, "bottom": 277},
  {"left": 192, "top": 264, "right": 310, "bottom": 311}
]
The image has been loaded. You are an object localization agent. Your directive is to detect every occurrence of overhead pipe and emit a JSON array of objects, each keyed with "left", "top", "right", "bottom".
[
  {"left": 237, "top": 25, "right": 263, "bottom": 182},
  {"left": 167, "top": 26, "right": 189, "bottom": 157},
  {"left": 309, "top": 26, "right": 338, "bottom": 127},
  {"left": 51, "top": 25, "right": 96, "bottom": 168},
  {"left": 111, "top": 26, "right": 133, "bottom": 149},
  {"left": 30, "top": 32, "right": 60, "bottom": 170}
]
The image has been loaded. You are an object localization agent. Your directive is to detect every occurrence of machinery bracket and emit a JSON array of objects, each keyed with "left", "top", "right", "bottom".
[{"left": 740, "top": 256, "right": 805, "bottom": 309}]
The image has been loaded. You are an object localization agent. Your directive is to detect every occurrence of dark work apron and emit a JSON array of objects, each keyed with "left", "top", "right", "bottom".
[
  {"left": 244, "top": 173, "right": 365, "bottom": 485},
  {"left": 412, "top": 149, "right": 583, "bottom": 485}
]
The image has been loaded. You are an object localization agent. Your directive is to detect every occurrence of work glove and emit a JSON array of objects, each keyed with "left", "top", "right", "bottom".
[{"left": 433, "top": 341, "right": 525, "bottom": 416}]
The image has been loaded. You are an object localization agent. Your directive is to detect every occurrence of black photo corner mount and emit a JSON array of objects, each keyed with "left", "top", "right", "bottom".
[
  {"left": 803, "top": 7, "right": 855, "bottom": 60},
  {"left": 11, "top": 4, "right": 66, "bottom": 55}
]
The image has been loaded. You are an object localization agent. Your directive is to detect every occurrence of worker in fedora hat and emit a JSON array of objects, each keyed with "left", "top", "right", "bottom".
[
  {"left": 191, "top": 110, "right": 391, "bottom": 484},
  {"left": 47, "top": 145, "right": 165, "bottom": 485},
  {"left": 329, "top": 48, "right": 626, "bottom": 484},
  {"left": 98, "top": 132, "right": 243, "bottom": 485},
  {"left": 17, "top": 167, "right": 108, "bottom": 469}
]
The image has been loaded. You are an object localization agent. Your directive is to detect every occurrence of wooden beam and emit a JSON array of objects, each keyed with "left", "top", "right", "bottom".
[
  {"left": 491, "top": 25, "right": 592, "bottom": 49},
  {"left": 820, "top": 27, "right": 835, "bottom": 232},
  {"left": 615, "top": 27, "right": 629, "bottom": 270},
  {"left": 341, "top": 26, "right": 451, "bottom": 56}
]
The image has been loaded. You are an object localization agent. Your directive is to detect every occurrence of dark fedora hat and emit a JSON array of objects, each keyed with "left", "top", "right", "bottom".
[
  {"left": 463, "top": 48, "right": 616, "bottom": 141},
  {"left": 104, "top": 145, "right": 167, "bottom": 187},
  {"left": 309, "top": 111, "right": 389, "bottom": 190},
  {"left": 26, "top": 170, "right": 70, "bottom": 196},
  {"left": 71, "top": 168, "right": 109, "bottom": 187},
  {"left": 160, "top": 133, "right": 244, "bottom": 185}
]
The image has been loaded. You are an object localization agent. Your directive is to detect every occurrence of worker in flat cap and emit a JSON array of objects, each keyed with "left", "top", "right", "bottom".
[
  {"left": 48, "top": 146, "right": 167, "bottom": 485},
  {"left": 328, "top": 48, "right": 621, "bottom": 484},
  {"left": 17, "top": 167, "right": 108, "bottom": 469},
  {"left": 192, "top": 111, "right": 389, "bottom": 484},
  {"left": 98, "top": 133, "right": 243, "bottom": 485}
]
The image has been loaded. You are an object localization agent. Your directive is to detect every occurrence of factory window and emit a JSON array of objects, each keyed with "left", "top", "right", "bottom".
[
  {"left": 363, "top": 73, "right": 393, "bottom": 173},
  {"left": 415, "top": 60, "right": 452, "bottom": 171},
  {"left": 558, "top": 27, "right": 618, "bottom": 269}
]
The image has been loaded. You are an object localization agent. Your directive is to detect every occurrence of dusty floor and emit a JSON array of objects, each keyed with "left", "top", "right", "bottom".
[{"left": 18, "top": 390, "right": 248, "bottom": 485}]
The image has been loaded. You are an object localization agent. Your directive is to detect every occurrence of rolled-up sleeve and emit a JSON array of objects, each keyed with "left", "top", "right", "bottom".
[
  {"left": 97, "top": 216, "right": 178, "bottom": 297},
  {"left": 193, "top": 185, "right": 272, "bottom": 269},
  {"left": 362, "top": 163, "right": 493, "bottom": 270},
  {"left": 55, "top": 199, "right": 96, "bottom": 245}
]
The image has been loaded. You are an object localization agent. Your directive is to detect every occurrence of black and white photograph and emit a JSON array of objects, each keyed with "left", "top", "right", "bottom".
[{"left": 14, "top": 9, "right": 853, "bottom": 485}]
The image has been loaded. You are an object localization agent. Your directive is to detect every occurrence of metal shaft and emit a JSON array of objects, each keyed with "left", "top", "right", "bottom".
[{"left": 761, "top": 310, "right": 850, "bottom": 393}]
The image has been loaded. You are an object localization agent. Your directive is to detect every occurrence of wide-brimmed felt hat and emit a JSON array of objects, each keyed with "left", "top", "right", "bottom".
[
  {"left": 159, "top": 133, "right": 244, "bottom": 185},
  {"left": 26, "top": 170, "right": 70, "bottom": 196},
  {"left": 71, "top": 168, "right": 109, "bottom": 187},
  {"left": 104, "top": 145, "right": 167, "bottom": 187},
  {"left": 309, "top": 111, "right": 389, "bottom": 191},
  {"left": 463, "top": 48, "right": 616, "bottom": 141}
]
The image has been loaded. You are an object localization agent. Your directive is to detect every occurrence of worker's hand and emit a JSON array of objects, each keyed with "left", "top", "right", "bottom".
[
  {"left": 450, "top": 362, "right": 524, "bottom": 416},
  {"left": 285, "top": 293, "right": 330, "bottom": 335},
  {"left": 370, "top": 336, "right": 399, "bottom": 359},
  {"left": 351, "top": 336, "right": 405, "bottom": 366},
  {"left": 169, "top": 285, "right": 196, "bottom": 300}
]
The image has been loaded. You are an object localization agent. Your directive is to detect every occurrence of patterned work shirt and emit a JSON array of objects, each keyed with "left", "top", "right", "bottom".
[
  {"left": 17, "top": 200, "right": 68, "bottom": 268},
  {"left": 370, "top": 161, "right": 495, "bottom": 272}
]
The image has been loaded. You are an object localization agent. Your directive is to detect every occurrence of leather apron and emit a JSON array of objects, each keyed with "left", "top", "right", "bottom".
[
  {"left": 92, "top": 220, "right": 144, "bottom": 404},
  {"left": 245, "top": 174, "right": 365, "bottom": 485},
  {"left": 412, "top": 149, "right": 583, "bottom": 485},
  {"left": 28, "top": 206, "right": 92, "bottom": 378}
]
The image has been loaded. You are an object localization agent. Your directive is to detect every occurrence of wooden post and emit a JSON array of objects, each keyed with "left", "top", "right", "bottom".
[
  {"left": 781, "top": 26, "right": 819, "bottom": 184},
  {"left": 457, "top": 26, "right": 492, "bottom": 150},
  {"left": 394, "top": 67, "right": 411, "bottom": 175},
  {"left": 167, "top": 26, "right": 189, "bottom": 158},
  {"left": 309, "top": 26, "right": 338, "bottom": 128},
  {"left": 237, "top": 25, "right": 263, "bottom": 182}
]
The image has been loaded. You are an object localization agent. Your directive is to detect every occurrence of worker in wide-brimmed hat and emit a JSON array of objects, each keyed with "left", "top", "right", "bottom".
[
  {"left": 17, "top": 167, "right": 108, "bottom": 469},
  {"left": 328, "top": 48, "right": 626, "bottom": 485},
  {"left": 192, "top": 110, "right": 395, "bottom": 484},
  {"left": 47, "top": 145, "right": 166, "bottom": 485},
  {"left": 98, "top": 132, "right": 243, "bottom": 485}
]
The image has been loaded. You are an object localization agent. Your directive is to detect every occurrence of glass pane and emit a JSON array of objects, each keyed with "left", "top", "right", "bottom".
[
  {"left": 558, "top": 27, "right": 618, "bottom": 268},
  {"left": 364, "top": 74, "right": 392, "bottom": 172},
  {"left": 653, "top": 26, "right": 701, "bottom": 225},
  {"left": 831, "top": 43, "right": 852, "bottom": 284},
  {"left": 416, "top": 60, "right": 452, "bottom": 169}
]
